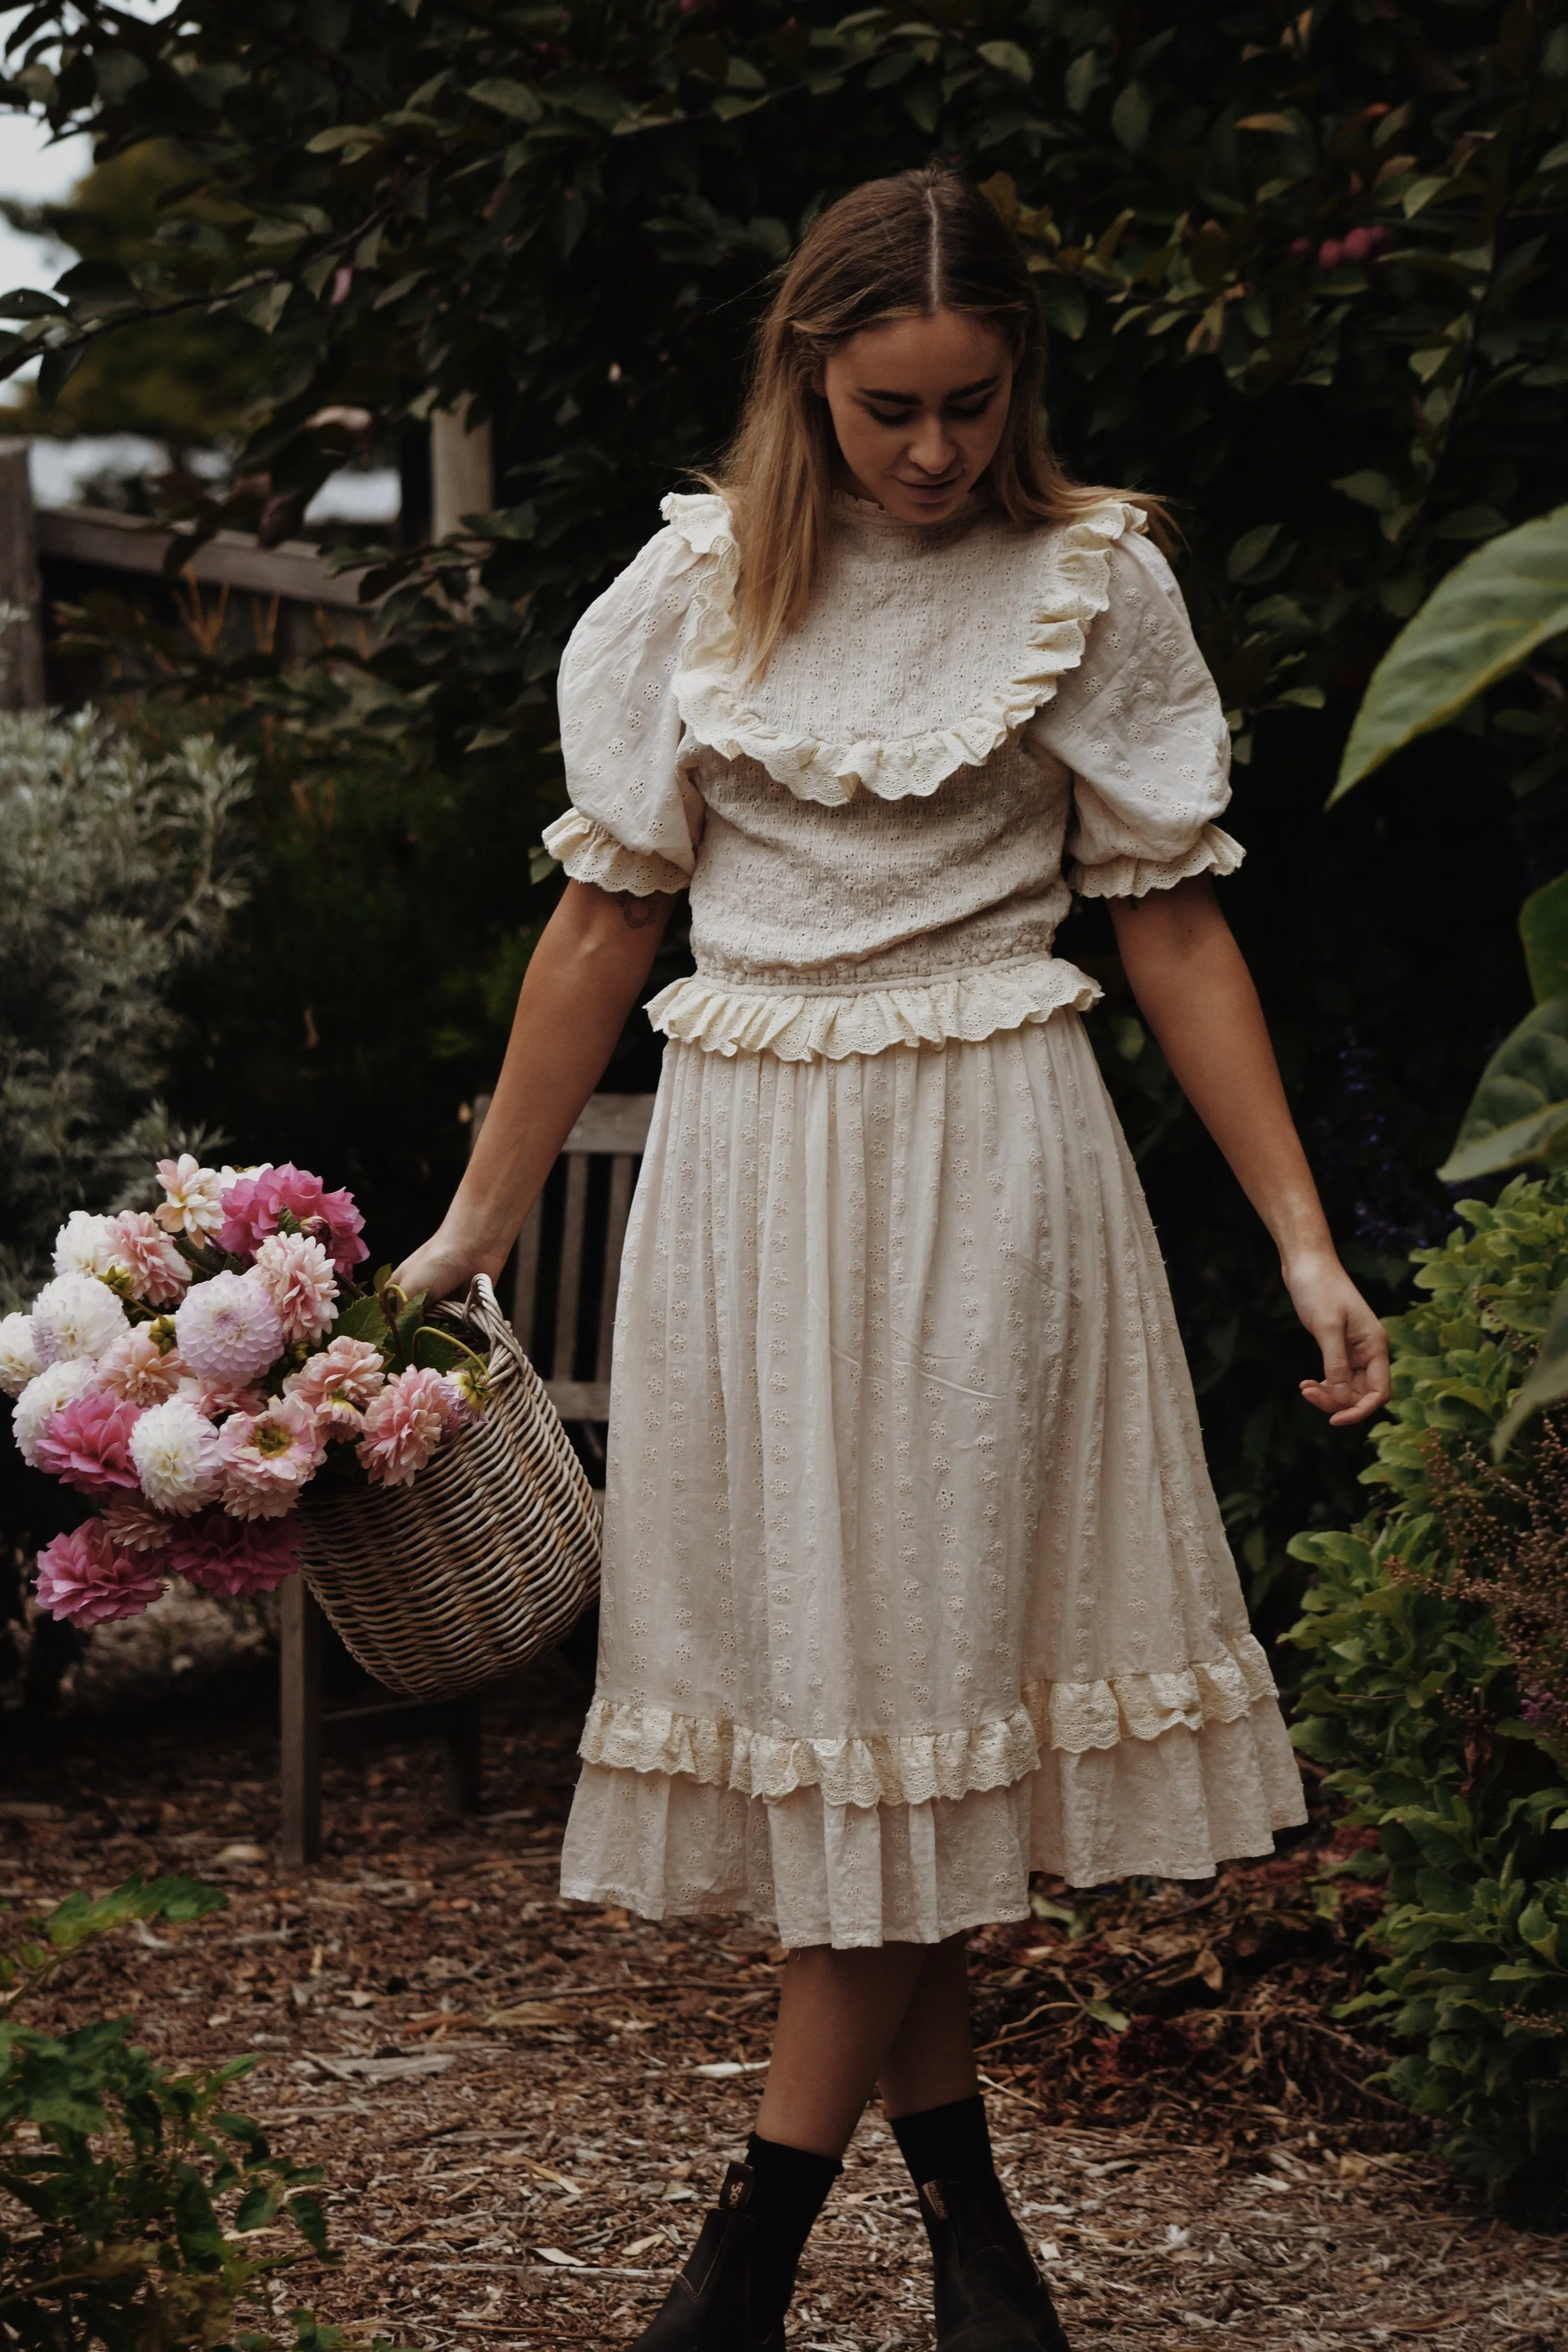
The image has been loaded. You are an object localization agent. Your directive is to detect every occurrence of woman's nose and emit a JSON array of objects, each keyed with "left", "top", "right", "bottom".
[{"left": 908, "top": 412, "right": 954, "bottom": 475}]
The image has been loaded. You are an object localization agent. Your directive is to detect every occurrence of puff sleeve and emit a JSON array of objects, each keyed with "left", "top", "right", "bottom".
[
  {"left": 1028, "top": 533, "right": 1243, "bottom": 899},
  {"left": 541, "top": 523, "right": 707, "bottom": 897}
]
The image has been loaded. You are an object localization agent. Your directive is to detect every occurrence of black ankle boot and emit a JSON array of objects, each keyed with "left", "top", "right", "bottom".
[
  {"left": 917, "top": 2175, "right": 1071, "bottom": 2352},
  {"left": 628, "top": 2162, "right": 791, "bottom": 2350}
]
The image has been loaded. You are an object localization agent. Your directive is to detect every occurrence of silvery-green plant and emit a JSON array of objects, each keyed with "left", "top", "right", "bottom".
[{"left": 0, "top": 687, "right": 251, "bottom": 1311}]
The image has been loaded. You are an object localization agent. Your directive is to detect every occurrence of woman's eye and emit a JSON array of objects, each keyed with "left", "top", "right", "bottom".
[
  {"left": 946, "top": 403, "right": 990, "bottom": 422},
  {"left": 867, "top": 408, "right": 910, "bottom": 427}
]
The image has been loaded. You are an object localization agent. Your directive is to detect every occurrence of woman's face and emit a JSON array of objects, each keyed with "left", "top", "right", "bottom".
[{"left": 817, "top": 308, "right": 1014, "bottom": 525}]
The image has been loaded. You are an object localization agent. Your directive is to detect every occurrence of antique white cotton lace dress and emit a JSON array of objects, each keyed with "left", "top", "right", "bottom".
[{"left": 546, "top": 486, "right": 1306, "bottom": 1948}]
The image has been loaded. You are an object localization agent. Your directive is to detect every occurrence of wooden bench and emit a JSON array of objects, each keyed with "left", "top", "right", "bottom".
[{"left": 278, "top": 1090, "right": 656, "bottom": 1866}]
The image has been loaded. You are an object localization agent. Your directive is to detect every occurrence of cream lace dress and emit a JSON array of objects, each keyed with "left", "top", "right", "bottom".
[{"left": 545, "top": 488, "right": 1306, "bottom": 1949}]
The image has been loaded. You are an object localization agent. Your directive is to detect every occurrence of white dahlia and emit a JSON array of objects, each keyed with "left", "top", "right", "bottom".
[
  {"left": 252, "top": 1231, "right": 338, "bottom": 1345},
  {"left": 30, "top": 1272, "right": 129, "bottom": 1367},
  {"left": 12, "top": 1358, "right": 100, "bottom": 1467},
  {"left": 173, "top": 1270, "right": 285, "bottom": 1385},
  {"left": 0, "top": 1312, "right": 41, "bottom": 1400},
  {"left": 52, "top": 1210, "right": 121, "bottom": 1281},
  {"left": 154, "top": 1153, "right": 233, "bottom": 1240},
  {"left": 128, "top": 1396, "right": 225, "bottom": 1516}
]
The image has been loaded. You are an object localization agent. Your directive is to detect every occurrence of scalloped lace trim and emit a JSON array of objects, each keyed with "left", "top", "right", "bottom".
[
  {"left": 579, "top": 1635, "right": 1279, "bottom": 1809},
  {"left": 1071, "top": 823, "right": 1245, "bottom": 901},
  {"left": 644, "top": 955, "right": 1101, "bottom": 1062},
  {"left": 543, "top": 808, "right": 691, "bottom": 898},
  {"left": 660, "top": 489, "right": 1145, "bottom": 808}
]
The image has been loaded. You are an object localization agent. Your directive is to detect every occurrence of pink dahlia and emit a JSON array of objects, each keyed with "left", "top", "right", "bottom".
[
  {"left": 97, "top": 1326, "right": 185, "bottom": 1406},
  {"left": 34, "top": 1389, "right": 145, "bottom": 1496},
  {"left": 34, "top": 1520, "right": 165, "bottom": 1628},
  {"left": 252, "top": 1230, "right": 337, "bottom": 1344},
  {"left": 104, "top": 1211, "right": 191, "bottom": 1307},
  {"left": 219, "top": 1394, "right": 325, "bottom": 1521},
  {"left": 101, "top": 1491, "right": 177, "bottom": 1553},
  {"left": 216, "top": 1163, "right": 368, "bottom": 1277},
  {"left": 357, "top": 1365, "right": 464, "bottom": 1489},
  {"left": 182, "top": 1373, "right": 265, "bottom": 1420},
  {"left": 284, "top": 1335, "right": 385, "bottom": 1439},
  {"left": 173, "top": 1270, "right": 284, "bottom": 1385},
  {"left": 167, "top": 1508, "right": 300, "bottom": 1598}
]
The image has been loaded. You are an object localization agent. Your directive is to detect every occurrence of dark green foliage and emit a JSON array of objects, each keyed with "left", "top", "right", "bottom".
[
  {"left": 7, "top": 1, "right": 1568, "bottom": 1614},
  {"left": 0, "top": 1873, "right": 383, "bottom": 2352},
  {"left": 1, "top": 139, "right": 270, "bottom": 453},
  {"left": 1288, "top": 1174, "right": 1568, "bottom": 2207}
]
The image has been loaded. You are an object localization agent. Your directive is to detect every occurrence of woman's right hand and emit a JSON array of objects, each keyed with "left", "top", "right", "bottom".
[{"left": 391, "top": 1221, "right": 504, "bottom": 1305}]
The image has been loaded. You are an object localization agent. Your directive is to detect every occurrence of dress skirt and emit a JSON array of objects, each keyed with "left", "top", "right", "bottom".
[{"left": 559, "top": 1012, "right": 1305, "bottom": 1949}]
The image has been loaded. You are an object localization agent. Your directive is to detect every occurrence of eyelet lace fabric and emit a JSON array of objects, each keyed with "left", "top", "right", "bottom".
[
  {"left": 547, "top": 494, "right": 1242, "bottom": 1064},
  {"left": 559, "top": 1021, "right": 1306, "bottom": 1945}
]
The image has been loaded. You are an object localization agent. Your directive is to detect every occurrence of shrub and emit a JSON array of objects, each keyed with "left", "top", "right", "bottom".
[
  {"left": 1288, "top": 1173, "right": 1568, "bottom": 2210},
  {"left": 0, "top": 1871, "right": 382, "bottom": 2352}
]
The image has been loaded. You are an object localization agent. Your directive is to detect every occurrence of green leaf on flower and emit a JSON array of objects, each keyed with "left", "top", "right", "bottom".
[{"left": 410, "top": 1326, "right": 486, "bottom": 1378}]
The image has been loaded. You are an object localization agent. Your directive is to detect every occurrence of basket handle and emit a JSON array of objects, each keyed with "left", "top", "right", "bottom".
[{"left": 429, "top": 1271, "right": 523, "bottom": 1368}]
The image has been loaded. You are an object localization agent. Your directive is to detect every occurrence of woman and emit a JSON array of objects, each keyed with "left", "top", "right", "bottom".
[{"left": 397, "top": 164, "right": 1389, "bottom": 2352}]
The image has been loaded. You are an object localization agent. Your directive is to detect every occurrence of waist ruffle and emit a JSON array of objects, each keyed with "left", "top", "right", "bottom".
[
  {"left": 644, "top": 953, "right": 1100, "bottom": 1062},
  {"left": 579, "top": 1635, "right": 1280, "bottom": 1809}
]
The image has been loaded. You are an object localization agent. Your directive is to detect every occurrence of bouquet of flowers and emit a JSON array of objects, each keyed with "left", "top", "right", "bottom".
[{"left": 0, "top": 1157, "right": 488, "bottom": 1631}]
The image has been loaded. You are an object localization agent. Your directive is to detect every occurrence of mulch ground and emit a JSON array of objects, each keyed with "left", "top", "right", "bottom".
[{"left": 2, "top": 1593, "right": 1565, "bottom": 2352}]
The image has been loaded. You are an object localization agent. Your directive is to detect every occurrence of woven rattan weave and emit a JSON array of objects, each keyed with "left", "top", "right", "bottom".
[{"left": 294, "top": 1276, "right": 601, "bottom": 1700}]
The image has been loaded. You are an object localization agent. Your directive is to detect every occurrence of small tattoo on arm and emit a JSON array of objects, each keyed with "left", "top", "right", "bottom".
[{"left": 615, "top": 892, "right": 656, "bottom": 929}]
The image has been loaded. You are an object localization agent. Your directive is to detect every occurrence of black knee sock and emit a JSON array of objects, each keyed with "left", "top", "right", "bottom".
[
  {"left": 891, "top": 2093, "right": 998, "bottom": 2193},
  {"left": 742, "top": 2133, "right": 841, "bottom": 2316}
]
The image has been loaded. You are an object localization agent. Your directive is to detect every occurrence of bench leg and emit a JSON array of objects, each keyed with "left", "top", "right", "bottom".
[
  {"left": 280, "top": 1577, "right": 323, "bottom": 1867},
  {"left": 440, "top": 1702, "right": 482, "bottom": 1816}
]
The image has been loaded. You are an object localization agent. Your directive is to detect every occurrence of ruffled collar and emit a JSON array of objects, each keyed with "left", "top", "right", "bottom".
[{"left": 659, "top": 487, "right": 1146, "bottom": 808}]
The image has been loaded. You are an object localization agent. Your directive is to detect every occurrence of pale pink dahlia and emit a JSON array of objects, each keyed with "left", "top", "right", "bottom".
[
  {"left": 103, "top": 1210, "right": 191, "bottom": 1307},
  {"left": 216, "top": 1162, "right": 368, "bottom": 1277},
  {"left": 12, "top": 1359, "right": 101, "bottom": 1468},
  {"left": 167, "top": 1508, "right": 300, "bottom": 1598},
  {"left": 173, "top": 1270, "right": 284, "bottom": 1385},
  {"left": 357, "top": 1365, "right": 464, "bottom": 1489},
  {"left": 252, "top": 1230, "right": 337, "bottom": 1344},
  {"left": 97, "top": 1327, "right": 186, "bottom": 1406},
  {"left": 34, "top": 1520, "right": 165, "bottom": 1628},
  {"left": 128, "top": 1396, "right": 225, "bottom": 1516},
  {"left": 0, "top": 1312, "right": 41, "bottom": 1400},
  {"left": 284, "top": 1335, "right": 385, "bottom": 1439},
  {"left": 154, "top": 1153, "right": 232, "bottom": 1240},
  {"left": 181, "top": 1373, "right": 266, "bottom": 1420},
  {"left": 35, "top": 1389, "right": 145, "bottom": 1496},
  {"left": 101, "top": 1491, "right": 178, "bottom": 1553},
  {"left": 30, "top": 1271, "right": 128, "bottom": 1367},
  {"left": 219, "top": 1394, "right": 325, "bottom": 1521}
]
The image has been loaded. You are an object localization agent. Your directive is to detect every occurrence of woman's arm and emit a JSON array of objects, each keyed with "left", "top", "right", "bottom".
[
  {"left": 394, "top": 879, "right": 676, "bottom": 1301},
  {"left": 1108, "top": 875, "right": 1390, "bottom": 1427}
]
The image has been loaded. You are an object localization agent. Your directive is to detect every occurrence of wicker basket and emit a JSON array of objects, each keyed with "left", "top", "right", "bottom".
[{"left": 293, "top": 1275, "right": 601, "bottom": 1700}]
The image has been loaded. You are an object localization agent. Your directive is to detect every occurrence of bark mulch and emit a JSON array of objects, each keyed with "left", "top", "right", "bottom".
[{"left": 1, "top": 1598, "right": 1564, "bottom": 2351}]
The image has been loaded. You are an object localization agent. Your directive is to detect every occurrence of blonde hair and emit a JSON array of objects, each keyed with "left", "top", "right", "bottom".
[{"left": 712, "top": 164, "right": 1160, "bottom": 671}]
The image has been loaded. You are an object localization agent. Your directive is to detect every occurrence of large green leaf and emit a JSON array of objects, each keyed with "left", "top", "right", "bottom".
[
  {"left": 1332, "top": 505, "right": 1568, "bottom": 800},
  {"left": 1438, "top": 992, "right": 1568, "bottom": 1183},
  {"left": 1521, "top": 871, "right": 1568, "bottom": 1004},
  {"left": 1494, "top": 1277, "right": 1568, "bottom": 1457}
]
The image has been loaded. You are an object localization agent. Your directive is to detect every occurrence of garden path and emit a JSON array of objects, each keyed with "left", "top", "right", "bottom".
[{"left": 2, "top": 1597, "right": 1563, "bottom": 2352}]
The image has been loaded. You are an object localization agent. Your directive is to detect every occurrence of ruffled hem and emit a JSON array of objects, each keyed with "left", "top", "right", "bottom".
[
  {"left": 1070, "top": 822, "right": 1245, "bottom": 901},
  {"left": 561, "top": 1700, "right": 1307, "bottom": 1943},
  {"left": 660, "top": 489, "right": 1146, "bottom": 808},
  {"left": 578, "top": 1633, "right": 1279, "bottom": 1810},
  {"left": 542, "top": 807, "right": 691, "bottom": 898},
  {"left": 644, "top": 955, "right": 1101, "bottom": 1063}
]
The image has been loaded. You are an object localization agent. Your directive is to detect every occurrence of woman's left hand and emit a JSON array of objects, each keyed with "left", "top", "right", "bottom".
[{"left": 1284, "top": 1250, "right": 1391, "bottom": 1427}]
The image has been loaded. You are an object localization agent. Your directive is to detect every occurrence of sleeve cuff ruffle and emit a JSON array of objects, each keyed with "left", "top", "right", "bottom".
[
  {"left": 1069, "top": 822, "right": 1244, "bottom": 901},
  {"left": 542, "top": 808, "right": 691, "bottom": 898}
]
